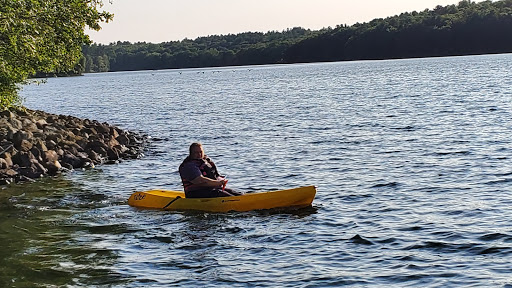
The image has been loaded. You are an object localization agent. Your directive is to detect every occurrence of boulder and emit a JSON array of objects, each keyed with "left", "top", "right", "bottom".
[
  {"left": 35, "top": 119, "right": 48, "bottom": 129},
  {"left": 116, "top": 134, "right": 130, "bottom": 146},
  {"left": 18, "top": 166, "right": 43, "bottom": 179},
  {"left": 0, "top": 168, "right": 18, "bottom": 178},
  {"left": 9, "top": 118, "right": 23, "bottom": 130},
  {"left": 95, "top": 123, "right": 110, "bottom": 134},
  {"left": 62, "top": 153, "right": 82, "bottom": 168},
  {"left": 110, "top": 127, "right": 120, "bottom": 139},
  {"left": 45, "top": 115, "right": 58, "bottom": 123},
  {"left": 106, "top": 147, "right": 120, "bottom": 160},
  {"left": 30, "top": 146, "right": 44, "bottom": 163},
  {"left": 46, "top": 132, "right": 64, "bottom": 143},
  {"left": 2, "top": 152, "right": 13, "bottom": 167},
  {"left": 17, "top": 139, "right": 33, "bottom": 152},
  {"left": 45, "top": 140, "right": 57, "bottom": 150},
  {"left": 22, "top": 118, "right": 38, "bottom": 132},
  {"left": 107, "top": 136, "right": 120, "bottom": 148},
  {"left": 12, "top": 130, "right": 32, "bottom": 147},
  {"left": 82, "top": 127, "right": 97, "bottom": 135},
  {"left": 0, "top": 110, "right": 14, "bottom": 119},
  {"left": 31, "top": 158, "right": 47, "bottom": 175},
  {"left": 87, "top": 140, "right": 108, "bottom": 154},
  {"left": 88, "top": 150, "right": 102, "bottom": 163},
  {"left": 0, "top": 158, "right": 8, "bottom": 169},
  {"left": 11, "top": 151, "right": 35, "bottom": 168},
  {"left": 0, "top": 108, "right": 147, "bottom": 184},
  {"left": 43, "top": 150, "right": 59, "bottom": 163},
  {"left": 34, "top": 139, "right": 48, "bottom": 152},
  {"left": 5, "top": 126, "right": 17, "bottom": 141},
  {"left": 46, "top": 160, "right": 62, "bottom": 175}
]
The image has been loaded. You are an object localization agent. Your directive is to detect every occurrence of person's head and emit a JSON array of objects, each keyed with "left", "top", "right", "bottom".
[{"left": 189, "top": 142, "right": 204, "bottom": 160}]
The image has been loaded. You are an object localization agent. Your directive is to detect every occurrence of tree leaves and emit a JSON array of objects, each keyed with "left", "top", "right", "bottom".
[
  {"left": 0, "top": 0, "right": 112, "bottom": 109},
  {"left": 83, "top": 27, "right": 319, "bottom": 72}
]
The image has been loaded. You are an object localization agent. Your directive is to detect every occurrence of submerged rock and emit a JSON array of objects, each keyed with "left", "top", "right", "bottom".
[{"left": 0, "top": 108, "right": 147, "bottom": 184}]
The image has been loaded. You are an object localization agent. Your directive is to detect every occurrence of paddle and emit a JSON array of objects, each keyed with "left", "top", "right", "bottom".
[{"left": 222, "top": 179, "right": 228, "bottom": 192}]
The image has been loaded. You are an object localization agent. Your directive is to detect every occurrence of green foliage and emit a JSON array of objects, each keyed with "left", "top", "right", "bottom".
[
  {"left": 82, "top": 27, "right": 320, "bottom": 72},
  {"left": 83, "top": 0, "right": 512, "bottom": 73},
  {"left": 0, "top": 0, "right": 113, "bottom": 110},
  {"left": 284, "top": 0, "right": 512, "bottom": 62}
]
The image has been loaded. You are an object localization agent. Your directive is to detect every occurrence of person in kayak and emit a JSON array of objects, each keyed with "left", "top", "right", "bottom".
[{"left": 179, "top": 142, "right": 242, "bottom": 198}]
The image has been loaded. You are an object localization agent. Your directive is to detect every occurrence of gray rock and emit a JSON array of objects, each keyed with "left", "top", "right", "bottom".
[
  {"left": 35, "top": 119, "right": 48, "bottom": 129},
  {"left": 2, "top": 152, "right": 13, "bottom": 167},
  {"left": 45, "top": 140, "right": 57, "bottom": 150},
  {"left": 0, "top": 168, "right": 18, "bottom": 177},
  {"left": 116, "top": 134, "right": 130, "bottom": 145},
  {"left": 0, "top": 158, "right": 8, "bottom": 169},
  {"left": 22, "top": 118, "right": 38, "bottom": 132},
  {"left": 17, "top": 139, "right": 33, "bottom": 152},
  {"left": 106, "top": 147, "right": 120, "bottom": 160},
  {"left": 88, "top": 150, "right": 102, "bottom": 163},
  {"left": 0, "top": 110, "right": 14, "bottom": 119},
  {"left": 62, "top": 153, "right": 82, "bottom": 168},
  {"left": 43, "top": 150, "right": 59, "bottom": 163},
  {"left": 46, "top": 160, "right": 62, "bottom": 175},
  {"left": 18, "top": 167, "right": 43, "bottom": 179},
  {"left": 12, "top": 151, "right": 35, "bottom": 168},
  {"left": 0, "top": 108, "right": 147, "bottom": 184},
  {"left": 34, "top": 139, "right": 48, "bottom": 152},
  {"left": 13, "top": 130, "right": 32, "bottom": 146},
  {"left": 9, "top": 118, "right": 23, "bottom": 130}
]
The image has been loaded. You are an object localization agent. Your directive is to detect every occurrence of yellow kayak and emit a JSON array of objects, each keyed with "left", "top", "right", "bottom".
[{"left": 127, "top": 186, "right": 316, "bottom": 212}]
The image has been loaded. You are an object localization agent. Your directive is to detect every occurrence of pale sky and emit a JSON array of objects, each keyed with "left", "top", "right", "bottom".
[{"left": 88, "top": 0, "right": 470, "bottom": 44}]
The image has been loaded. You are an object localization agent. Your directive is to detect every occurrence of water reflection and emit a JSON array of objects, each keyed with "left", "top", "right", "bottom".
[
  {"left": 0, "top": 177, "right": 129, "bottom": 287},
  {"left": 0, "top": 175, "right": 319, "bottom": 287}
]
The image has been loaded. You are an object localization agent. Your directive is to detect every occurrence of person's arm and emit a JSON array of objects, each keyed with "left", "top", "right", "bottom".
[{"left": 190, "top": 175, "right": 226, "bottom": 188}]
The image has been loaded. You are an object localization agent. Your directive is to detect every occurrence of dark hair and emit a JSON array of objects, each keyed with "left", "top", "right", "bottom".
[{"left": 189, "top": 142, "right": 203, "bottom": 156}]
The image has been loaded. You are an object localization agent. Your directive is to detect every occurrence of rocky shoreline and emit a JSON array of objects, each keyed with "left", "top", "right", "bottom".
[{"left": 0, "top": 108, "right": 147, "bottom": 185}]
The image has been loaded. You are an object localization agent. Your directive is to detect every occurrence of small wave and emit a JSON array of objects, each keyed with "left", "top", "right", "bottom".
[
  {"left": 405, "top": 241, "right": 474, "bottom": 253},
  {"left": 378, "top": 272, "right": 460, "bottom": 283},
  {"left": 484, "top": 178, "right": 512, "bottom": 185},
  {"left": 392, "top": 126, "right": 417, "bottom": 131},
  {"left": 376, "top": 237, "right": 398, "bottom": 244},
  {"left": 149, "top": 137, "right": 171, "bottom": 142},
  {"left": 494, "top": 171, "right": 512, "bottom": 177},
  {"left": 477, "top": 246, "right": 512, "bottom": 255},
  {"left": 218, "top": 226, "right": 245, "bottom": 233},
  {"left": 371, "top": 182, "right": 400, "bottom": 189},
  {"left": 350, "top": 234, "right": 374, "bottom": 245},
  {"left": 148, "top": 236, "right": 176, "bottom": 244},
  {"left": 407, "top": 240, "right": 512, "bottom": 257},
  {"left": 478, "top": 232, "right": 512, "bottom": 241},
  {"left": 433, "top": 151, "right": 472, "bottom": 156},
  {"left": 310, "top": 139, "right": 336, "bottom": 145},
  {"left": 397, "top": 226, "right": 424, "bottom": 232},
  {"left": 283, "top": 174, "right": 300, "bottom": 179},
  {"left": 340, "top": 194, "right": 373, "bottom": 202}
]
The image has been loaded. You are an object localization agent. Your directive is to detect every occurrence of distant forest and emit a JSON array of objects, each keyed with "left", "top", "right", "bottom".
[{"left": 80, "top": 0, "right": 512, "bottom": 73}]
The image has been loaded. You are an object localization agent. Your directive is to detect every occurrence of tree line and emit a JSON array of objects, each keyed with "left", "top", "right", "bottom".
[
  {"left": 82, "top": 0, "right": 512, "bottom": 74},
  {"left": 81, "top": 27, "right": 322, "bottom": 72}
]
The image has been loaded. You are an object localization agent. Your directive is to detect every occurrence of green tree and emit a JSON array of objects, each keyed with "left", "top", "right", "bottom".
[{"left": 0, "top": 0, "right": 113, "bottom": 109}]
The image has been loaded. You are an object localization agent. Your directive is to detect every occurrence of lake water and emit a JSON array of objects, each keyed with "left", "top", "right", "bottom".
[{"left": 2, "top": 54, "right": 512, "bottom": 287}]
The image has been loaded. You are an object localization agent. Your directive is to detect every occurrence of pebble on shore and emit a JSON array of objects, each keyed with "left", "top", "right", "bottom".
[{"left": 0, "top": 108, "right": 147, "bottom": 185}]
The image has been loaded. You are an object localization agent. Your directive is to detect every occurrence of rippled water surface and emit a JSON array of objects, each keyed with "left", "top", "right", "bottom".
[{"left": 2, "top": 54, "right": 512, "bottom": 287}]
